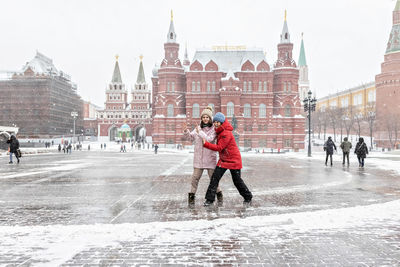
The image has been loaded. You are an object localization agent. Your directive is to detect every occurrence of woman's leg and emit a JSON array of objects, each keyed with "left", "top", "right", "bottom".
[
  {"left": 190, "top": 168, "right": 204, "bottom": 194},
  {"left": 229, "top": 169, "right": 252, "bottom": 201},
  {"left": 206, "top": 169, "right": 221, "bottom": 193},
  {"left": 205, "top": 166, "right": 226, "bottom": 202},
  {"left": 9, "top": 152, "right": 13, "bottom": 163}
]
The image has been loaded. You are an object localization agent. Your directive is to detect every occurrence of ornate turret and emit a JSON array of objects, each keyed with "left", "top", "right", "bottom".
[
  {"left": 136, "top": 55, "right": 146, "bottom": 84},
  {"left": 274, "top": 10, "right": 296, "bottom": 68},
  {"left": 386, "top": 0, "right": 400, "bottom": 54},
  {"left": 167, "top": 10, "right": 177, "bottom": 43},
  {"left": 298, "top": 33, "right": 310, "bottom": 101},
  {"left": 183, "top": 43, "right": 190, "bottom": 66},
  {"left": 111, "top": 55, "right": 123, "bottom": 84}
]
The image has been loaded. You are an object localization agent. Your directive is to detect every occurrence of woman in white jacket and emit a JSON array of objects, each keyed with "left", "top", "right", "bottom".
[{"left": 183, "top": 106, "right": 223, "bottom": 206}]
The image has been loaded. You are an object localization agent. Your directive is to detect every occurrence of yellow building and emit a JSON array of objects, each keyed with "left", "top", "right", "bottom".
[{"left": 316, "top": 82, "right": 376, "bottom": 114}]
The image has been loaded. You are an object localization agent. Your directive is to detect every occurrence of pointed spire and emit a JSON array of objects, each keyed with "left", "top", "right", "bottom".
[
  {"left": 111, "top": 55, "right": 122, "bottom": 83},
  {"left": 136, "top": 55, "right": 146, "bottom": 84},
  {"left": 183, "top": 42, "right": 190, "bottom": 66},
  {"left": 298, "top": 33, "right": 307, "bottom": 66},
  {"left": 167, "top": 10, "right": 177, "bottom": 43},
  {"left": 280, "top": 10, "right": 291, "bottom": 44},
  {"left": 396, "top": 0, "right": 400, "bottom": 11}
]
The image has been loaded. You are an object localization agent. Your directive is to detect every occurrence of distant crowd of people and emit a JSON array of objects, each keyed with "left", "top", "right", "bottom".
[{"left": 324, "top": 136, "right": 369, "bottom": 167}]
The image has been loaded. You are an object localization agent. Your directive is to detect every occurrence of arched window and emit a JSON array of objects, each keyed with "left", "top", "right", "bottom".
[
  {"left": 171, "top": 82, "right": 175, "bottom": 92},
  {"left": 212, "top": 81, "right": 216, "bottom": 91},
  {"left": 167, "top": 82, "right": 170, "bottom": 92},
  {"left": 264, "top": 81, "right": 267, "bottom": 92},
  {"left": 192, "top": 103, "right": 200, "bottom": 118},
  {"left": 285, "top": 105, "right": 291, "bottom": 117},
  {"left": 258, "top": 81, "right": 262, "bottom": 92},
  {"left": 197, "top": 81, "right": 201, "bottom": 91},
  {"left": 167, "top": 104, "right": 174, "bottom": 117},
  {"left": 207, "top": 81, "right": 210, "bottom": 92},
  {"left": 283, "top": 82, "right": 287, "bottom": 92},
  {"left": 244, "top": 104, "right": 251, "bottom": 118},
  {"left": 248, "top": 81, "right": 252, "bottom": 92},
  {"left": 192, "top": 81, "right": 196, "bottom": 91},
  {"left": 227, "top": 102, "right": 234, "bottom": 117},
  {"left": 288, "top": 82, "right": 291, "bottom": 92},
  {"left": 243, "top": 81, "right": 247, "bottom": 92},
  {"left": 259, "top": 104, "right": 266, "bottom": 118}
]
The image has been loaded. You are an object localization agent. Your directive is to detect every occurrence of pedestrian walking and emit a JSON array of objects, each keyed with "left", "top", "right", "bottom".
[
  {"left": 202, "top": 112, "right": 253, "bottom": 206},
  {"left": 355, "top": 137, "right": 368, "bottom": 167},
  {"left": 101, "top": 144, "right": 103, "bottom": 149},
  {"left": 154, "top": 144, "right": 158, "bottom": 154},
  {"left": 183, "top": 106, "right": 222, "bottom": 206},
  {"left": 340, "top": 137, "right": 352, "bottom": 166},
  {"left": 58, "top": 144, "right": 61, "bottom": 152},
  {"left": 6, "top": 135, "right": 20, "bottom": 164},
  {"left": 324, "top": 136, "right": 337, "bottom": 166},
  {"left": 88, "top": 144, "right": 90, "bottom": 151}
]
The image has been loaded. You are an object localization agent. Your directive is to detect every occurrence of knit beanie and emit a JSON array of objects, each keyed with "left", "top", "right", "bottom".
[
  {"left": 201, "top": 106, "right": 213, "bottom": 120},
  {"left": 213, "top": 112, "right": 225, "bottom": 123}
]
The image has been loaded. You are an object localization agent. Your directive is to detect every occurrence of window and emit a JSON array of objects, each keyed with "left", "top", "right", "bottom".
[
  {"left": 368, "top": 91, "right": 376, "bottom": 102},
  {"left": 283, "top": 82, "right": 287, "bottom": 92},
  {"left": 243, "top": 81, "right": 247, "bottom": 91},
  {"left": 285, "top": 105, "right": 291, "bottom": 117},
  {"left": 197, "top": 81, "right": 201, "bottom": 91},
  {"left": 192, "top": 103, "right": 200, "bottom": 118},
  {"left": 212, "top": 81, "right": 216, "bottom": 91},
  {"left": 259, "top": 104, "right": 266, "bottom": 118},
  {"left": 288, "top": 82, "right": 291, "bottom": 92},
  {"left": 258, "top": 140, "right": 267, "bottom": 147},
  {"left": 248, "top": 81, "right": 252, "bottom": 92},
  {"left": 353, "top": 94, "right": 362, "bottom": 106},
  {"left": 258, "top": 81, "right": 262, "bottom": 92},
  {"left": 192, "top": 81, "right": 196, "bottom": 91},
  {"left": 207, "top": 81, "right": 210, "bottom": 92},
  {"left": 171, "top": 82, "right": 175, "bottom": 92},
  {"left": 341, "top": 97, "right": 349, "bottom": 107},
  {"left": 284, "top": 139, "right": 292, "bottom": 147},
  {"left": 227, "top": 102, "right": 234, "bottom": 117},
  {"left": 208, "top": 103, "right": 215, "bottom": 112},
  {"left": 244, "top": 104, "right": 251, "bottom": 118},
  {"left": 167, "top": 82, "right": 170, "bottom": 92},
  {"left": 264, "top": 81, "right": 267, "bottom": 92},
  {"left": 167, "top": 104, "right": 174, "bottom": 117}
]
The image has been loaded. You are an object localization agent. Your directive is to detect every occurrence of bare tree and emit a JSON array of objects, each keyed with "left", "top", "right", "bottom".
[
  {"left": 364, "top": 102, "right": 376, "bottom": 150},
  {"left": 321, "top": 111, "right": 328, "bottom": 141},
  {"left": 312, "top": 110, "right": 323, "bottom": 139},
  {"left": 385, "top": 113, "right": 399, "bottom": 149},
  {"left": 342, "top": 106, "right": 354, "bottom": 138},
  {"left": 335, "top": 107, "right": 345, "bottom": 142},
  {"left": 327, "top": 107, "right": 338, "bottom": 142},
  {"left": 353, "top": 112, "right": 363, "bottom": 138}
]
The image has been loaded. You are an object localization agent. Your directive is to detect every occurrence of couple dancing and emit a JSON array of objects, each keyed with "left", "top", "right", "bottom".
[{"left": 183, "top": 106, "right": 253, "bottom": 207}]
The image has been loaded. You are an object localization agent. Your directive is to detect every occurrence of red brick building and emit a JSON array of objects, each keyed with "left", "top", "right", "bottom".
[
  {"left": 0, "top": 51, "right": 84, "bottom": 138},
  {"left": 97, "top": 57, "right": 152, "bottom": 142},
  {"left": 151, "top": 14, "right": 305, "bottom": 149},
  {"left": 375, "top": 0, "right": 400, "bottom": 149}
]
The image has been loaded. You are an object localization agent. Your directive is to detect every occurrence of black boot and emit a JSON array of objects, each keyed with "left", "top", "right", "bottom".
[
  {"left": 188, "top": 193, "right": 195, "bottom": 206},
  {"left": 216, "top": 191, "right": 223, "bottom": 205}
]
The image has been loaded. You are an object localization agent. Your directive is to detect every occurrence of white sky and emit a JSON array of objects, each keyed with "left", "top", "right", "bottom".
[{"left": 0, "top": 0, "right": 395, "bottom": 107}]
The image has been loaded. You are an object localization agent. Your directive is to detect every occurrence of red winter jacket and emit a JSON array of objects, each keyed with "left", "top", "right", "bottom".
[{"left": 203, "top": 120, "right": 242, "bottom": 169}]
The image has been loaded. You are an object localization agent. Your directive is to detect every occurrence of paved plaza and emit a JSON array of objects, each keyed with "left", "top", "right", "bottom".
[{"left": 0, "top": 147, "right": 400, "bottom": 266}]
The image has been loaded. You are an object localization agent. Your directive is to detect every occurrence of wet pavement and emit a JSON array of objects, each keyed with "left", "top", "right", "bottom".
[{"left": 0, "top": 149, "right": 400, "bottom": 266}]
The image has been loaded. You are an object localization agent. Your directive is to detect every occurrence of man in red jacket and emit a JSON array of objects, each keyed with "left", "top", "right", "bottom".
[{"left": 202, "top": 112, "right": 253, "bottom": 206}]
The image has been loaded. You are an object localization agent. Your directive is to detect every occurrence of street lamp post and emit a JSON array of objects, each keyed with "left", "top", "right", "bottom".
[
  {"left": 71, "top": 111, "right": 78, "bottom": 144},
  {"left": 303, "top": 90, "right": 317, "bottom": 157}
]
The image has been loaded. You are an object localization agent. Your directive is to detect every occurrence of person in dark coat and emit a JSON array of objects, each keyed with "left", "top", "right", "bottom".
[
  {"left": 324, "top": 136, "right": 337, "bottom": 166},
  {"left": 154, "top": 144, "right": 159, "bottom": 154},
  {"left": 6, "top": 135, "right": 20, "bottom": 164},
  {"left": 340, "top": 137, "right": 352, "bottom": 166},
  {"left": 202, "top": 112, "right": 253, "bottom": 206},
  {"left": 355, "top": 137, "right": 368, "bottom": 167}
]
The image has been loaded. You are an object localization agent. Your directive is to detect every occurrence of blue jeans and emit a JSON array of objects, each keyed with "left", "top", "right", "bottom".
[{"left": 357, "top": 156, "right": 364, "bottom": 167}]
